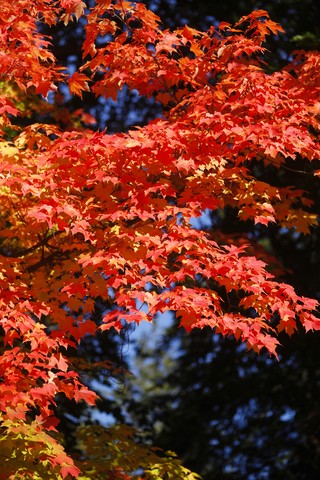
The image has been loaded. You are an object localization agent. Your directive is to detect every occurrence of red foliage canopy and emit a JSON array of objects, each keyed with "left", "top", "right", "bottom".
[{"left": 0, "top": 0, "right": 319, "bottom": 477}]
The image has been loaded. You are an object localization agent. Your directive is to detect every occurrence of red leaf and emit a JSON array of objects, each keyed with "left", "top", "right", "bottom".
[{"left": 69, "top": 72, "right": 91, "bottom": 97}]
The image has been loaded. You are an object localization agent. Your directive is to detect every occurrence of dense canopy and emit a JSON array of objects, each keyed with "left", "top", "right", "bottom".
[{"left": 0, "top": 0, "right": 319, "bottom": 478}]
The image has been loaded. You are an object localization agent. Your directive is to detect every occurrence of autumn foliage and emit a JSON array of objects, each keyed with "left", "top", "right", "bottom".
[{"left": 0, "top": 0, "right": 320, "bottom": 477}]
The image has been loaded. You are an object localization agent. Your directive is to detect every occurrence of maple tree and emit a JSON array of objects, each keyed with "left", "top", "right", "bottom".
[{"left": 0, "top": 0, "right": 320, "bottom": 478}]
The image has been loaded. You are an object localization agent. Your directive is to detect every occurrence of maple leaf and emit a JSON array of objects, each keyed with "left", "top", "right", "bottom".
[
  {"left": 254, "top": 214, "right": 276, "bottom": 226},
  {"left": 68, "top": 72, "right": 91, "bottom": 98},
  {"left": 61, "top": 0, "right": 86, "bottom": 24},
  {"left": 74, "top": 386, "right": 98, "bottom": 405},
  {"left": 61, "top": 464, "right": 81, "bottom": 479},
  {"left": 156, "top": 32, "right": 182, "bottom": 54}
]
